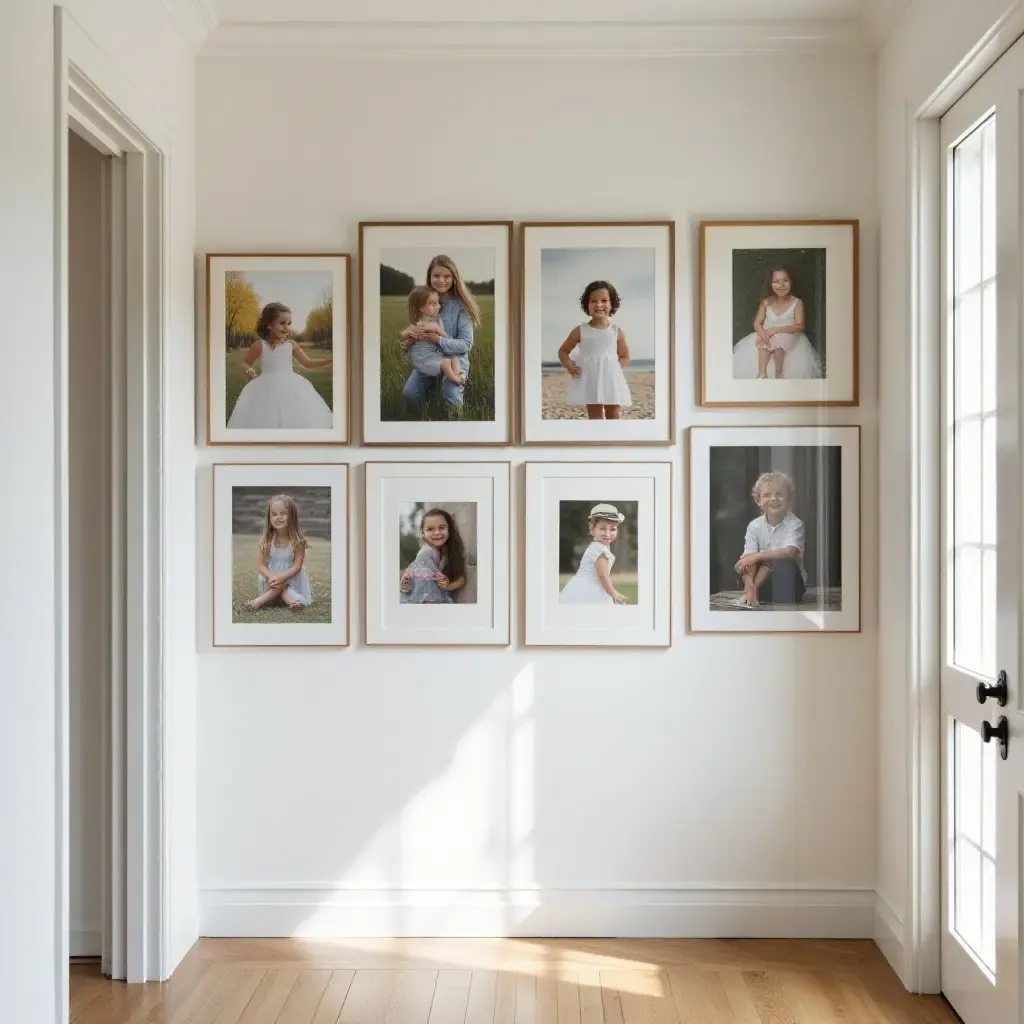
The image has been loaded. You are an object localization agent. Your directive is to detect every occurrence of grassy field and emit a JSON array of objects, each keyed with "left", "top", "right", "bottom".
[
  {"left": 379, "top": 294, "right": 495, "bottom": 422},
  {"left": 558, "top": 572, "right": 639, "bottom": 604},
  {"left": 231, "top": 534, "right": 333, "bottom": 624},
  {"left": 224, "top": 346, "right": 333, "bottom": 424}
]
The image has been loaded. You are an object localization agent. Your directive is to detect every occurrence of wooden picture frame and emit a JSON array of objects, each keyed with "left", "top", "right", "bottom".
[
  {"left": 523, "top": 461, "right": 673, "bottom": 647},
  {"left": 212, "top": 462, "right": 350, "bottom": 648},
  {"left": 205, "top": 252, "right": 351, "bottom": 444},
  {"left": 687, "top": 425, "right": 861, "bottom": 633},
  {"left": 364, "top": 461, "right": 512, "bottom": 646},
  {"left": 700, "top": 220, "right": 860, "bottom": 407},
  {"left": 520, "top": 220, "right": 676, "bottom": 445},
  {"left": 359, "top": 221, "right": 514, "bottom": 446}
]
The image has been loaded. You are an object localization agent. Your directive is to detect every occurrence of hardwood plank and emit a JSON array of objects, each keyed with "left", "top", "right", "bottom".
[
  {"left": 556, "top": 972, "right": 580, "bottom": 1024},
  {"left": 312, "top": 971, "right": 356, "bottom": 1024},
  {"left": 277, "top": 970, "right": 333, "bottom": 1024},
  {"left": 428, "top": 970, "right": 472, "bottom": 1024},
  {"left": 465, "top": 970, "right": 498, "bottom": 1024},
  {"left": 384, "top": 971, "right": 439, "bottom": 1024},
  {"left": 576, "top": 969, "right": 604, "bottom": 1024},
  {"left": 666, "top": 968, "right": 738, "bottom": 1024},
  {"left": 65, "top": 940, "right": 962, "bottom": 1024},
  {"left": 238, "top": 969, "right": 300, "bottom": 1024}
]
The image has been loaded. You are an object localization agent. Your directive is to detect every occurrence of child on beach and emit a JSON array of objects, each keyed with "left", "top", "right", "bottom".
[
  {"left": 402, "top": 285, "right": 466, "bottom": 387},
  {"left": 731, "top": 267, "right": 823, "bottom": 380},
  {"left": 557, "top": 280, "right": 633, "bottom": 419},
  {"left": 733, "top": 471, "right": 807, "bottom": 609},
  {"left": 243, "top": 494, "right": 313, "bottom": 613},
  {"left": 399, "top": 508, "right": 467, "bottom": 604},
  {"left": 559, "top": 503, "right": 630, "bottom": 605},
  {"left": 228, "top": 302, "right": 335, "bottom": 429}
]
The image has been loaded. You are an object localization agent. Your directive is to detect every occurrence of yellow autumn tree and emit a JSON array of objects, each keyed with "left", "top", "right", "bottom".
[
  {"left": 224, "top": 272, "right": 260, "bottom": 347},
  {"left": 303, "top": 293, "right": 333, "bottom": 350}
]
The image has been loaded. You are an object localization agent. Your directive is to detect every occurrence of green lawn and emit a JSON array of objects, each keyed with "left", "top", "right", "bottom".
[
  {"left": 231, "top": 534, "right": 333, "bottom": 624},
  {"left": 224, "top": 346, "right": 334, "bottom": 424},
  {"left": 558, "top": 572, "right": 639, "bottom": 604},
  {"left": 379, "top": 294, "right": 496, "bottom": 422}
]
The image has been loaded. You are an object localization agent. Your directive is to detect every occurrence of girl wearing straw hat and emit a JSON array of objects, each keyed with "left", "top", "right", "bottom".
[{"left": 559, "top": 503, "right": 630, "bottom": 605}]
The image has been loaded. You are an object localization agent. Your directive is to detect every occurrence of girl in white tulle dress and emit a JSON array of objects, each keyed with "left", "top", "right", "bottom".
[
  {"left": 559, "top": 503, "right": 630, "bottom": 605},
  {"left": 243, "top": 494, "right": 313, "bottom": 613},
  {"left": 228, "top": 302, "right": 334, "bottom": 429},
  {"left": 557, "top": 280, "right": 633, "bottom": 419},
  {"left": 731, "top": 267, "right": 822, "bottom": 380}
]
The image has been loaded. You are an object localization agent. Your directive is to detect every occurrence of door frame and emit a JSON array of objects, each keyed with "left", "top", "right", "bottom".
[
  {"left": 904, "top": 2, "right": 1024, "bottom": 995},
  {"left": 54, "top": 4, "right": 169, "bottom": 997}
]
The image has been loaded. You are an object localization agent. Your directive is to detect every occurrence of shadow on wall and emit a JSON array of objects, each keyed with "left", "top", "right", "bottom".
[{"left": 199, "top": 637, "right": 860, "bottom": 945}]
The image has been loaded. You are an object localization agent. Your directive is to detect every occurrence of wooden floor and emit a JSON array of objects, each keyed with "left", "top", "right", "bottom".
[{"left": 69, "top": 938, "right": 961, "bottom": 1024}]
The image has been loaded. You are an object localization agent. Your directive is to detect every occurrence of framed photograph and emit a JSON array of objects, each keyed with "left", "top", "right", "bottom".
[
  {"left": 523, "top": 462, "right": 672, "bottom": 647},
  {"left": 364, "top": 462, "right": 511, "bottom": 645},
  {"left": 213, "top": 463, "right": 349, "bottom": 647},
  {"left": 688, "top": 425, "right": 860, "bottom": 633},
  {"left": 700, "top": 220, "right": 859, "bottom": 407},
  {"left": 520, "top": 221, "right": 675, "bottom": 444},
  {"left": 360, "top": 222, "right": 513, "bottom": 445},
  {"left": 206, "top": 253, "right": 350, "bottom": 444}
]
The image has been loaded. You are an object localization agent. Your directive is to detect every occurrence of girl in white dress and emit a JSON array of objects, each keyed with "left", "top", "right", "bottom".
[
  {"left": 243, "top": 494, "right": 313, "bottom": 613},
  {"left": 557, "top": 280, "right": 633, "bottom": 419},
  {"left": 731, "top": 267, "right": 823, "bottom": 380},
  {"left": 228, "top": 302, "right": 334, "bottom": 429},
  {"left": 559, "top": 503, "right": 630, "bottom": 605}
]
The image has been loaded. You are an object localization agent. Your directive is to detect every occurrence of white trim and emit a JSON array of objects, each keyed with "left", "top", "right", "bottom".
[
  {"left": 56, "top": 5, "right": 170, "bottom": 989},
  {"left": 896, "top": 2, "right": 1024, "bottom": 996},
  {"left": 873, "top": 894, "right": 906, "bottom": 983},
  {"left": 199, "top": 887, "right": 876, "bottom": 939},
  {"left": 201, "top": 18, "right": 871, "bottom": 59}
]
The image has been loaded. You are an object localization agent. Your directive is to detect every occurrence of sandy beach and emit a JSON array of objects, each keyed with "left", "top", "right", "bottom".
[{"left": 541, "top": 370, "right": 655, "bottom": 420}]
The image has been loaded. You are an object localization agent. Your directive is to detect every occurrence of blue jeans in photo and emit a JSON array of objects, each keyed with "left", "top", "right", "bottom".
[{"left": 402, "top": 367, "right": 467, "bottom": 408}]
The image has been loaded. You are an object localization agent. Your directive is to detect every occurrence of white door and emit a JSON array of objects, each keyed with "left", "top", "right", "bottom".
[{"left": 939, "top": 33, "right": 1024, "bottom": 1024}]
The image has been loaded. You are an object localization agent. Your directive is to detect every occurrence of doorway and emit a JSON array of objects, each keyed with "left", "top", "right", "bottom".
[
  {"left": 57, "top": 8, "right": 169, "bottom": 992},
  {"left": 937, "top": 30, "right": 1024, "bottom": 1024},
  {"left": 67, "top": 128, "right": 112, "bottom": 963}
]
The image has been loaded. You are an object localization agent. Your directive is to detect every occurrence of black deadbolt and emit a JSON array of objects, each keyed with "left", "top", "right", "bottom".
[
  {"left": 982, "top": 716, "right": 1009, "bottom": 761},
  {"left": 977, "top": 670, "right": 1008, "bottom": 707}
]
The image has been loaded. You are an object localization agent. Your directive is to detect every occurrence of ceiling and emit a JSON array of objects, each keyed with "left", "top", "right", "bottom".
[
  {"left": 210, "top": 0, "right": 868, "bottom": 23},
  {"left": 193, "top": 0, "right": 910, "bottom": 51}
]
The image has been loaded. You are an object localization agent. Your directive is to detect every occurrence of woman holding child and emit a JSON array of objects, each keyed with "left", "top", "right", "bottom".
[{"left": 398, "top": 254, "right": 480, "bottom": 413}]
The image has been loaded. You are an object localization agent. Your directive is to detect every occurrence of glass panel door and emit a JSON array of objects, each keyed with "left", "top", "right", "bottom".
[{"left": 939, "top": 34, "right": 1023, "bottom": 1024}]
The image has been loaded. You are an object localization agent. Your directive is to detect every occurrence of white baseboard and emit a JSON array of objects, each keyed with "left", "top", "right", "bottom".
[
  {"left": 199, "top": 887, "right": 876, "bottom": 939},
  {"left": 872, "top": 894, "right": 906, "bottom": 983},
  {"left": 70, "top": 928, "right": 101, "bottom": 957}
]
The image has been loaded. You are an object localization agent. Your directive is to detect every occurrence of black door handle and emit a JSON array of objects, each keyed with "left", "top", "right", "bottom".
[
  {"left": 977, "top": 670, "right": 1008, "bottom": 707},
  {"left": 982, "top": 716, "right": 1009, "bottom": 761}
]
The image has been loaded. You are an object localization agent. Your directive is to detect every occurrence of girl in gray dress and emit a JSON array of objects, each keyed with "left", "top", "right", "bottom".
[
  {"left": 399, "top": 508, "right": 468, "bottom": 604},
  {"left": 243, "top": 493, "right": 313, "bottom": 612},
  {"left": 403, "top": 286, "right": 466, "bottom": 387}
]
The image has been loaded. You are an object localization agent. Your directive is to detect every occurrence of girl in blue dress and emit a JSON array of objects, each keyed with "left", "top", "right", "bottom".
[
  {"left": 399, "top": 508, "right": 468, "bottom": 604},
  {"left": 243, "top": 493, "right": 313, "bottom": 612}
]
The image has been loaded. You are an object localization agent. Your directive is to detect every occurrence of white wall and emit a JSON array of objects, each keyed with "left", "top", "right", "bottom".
[
  {"left": 875, "top": 0, "right": 1021, "bottom": 990},
  {"left": 195, "top": 52, "right": 881, "bottom": 937},
  {"left": 0, "top": 0, "right": 198, "bottom": 1014},
  {"left": 68, "top": 129, "right": 106, "bottom": 959}
]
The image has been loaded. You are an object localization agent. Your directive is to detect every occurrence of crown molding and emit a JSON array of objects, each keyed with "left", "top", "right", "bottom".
[
  {"left": 200, "top": 18, "right": 872, "bottom": 59},
  {"left": 159, "top": 0, "right": 219, "bottom": 49}
]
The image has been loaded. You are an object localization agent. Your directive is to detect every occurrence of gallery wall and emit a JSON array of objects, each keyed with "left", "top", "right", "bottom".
[{"left": 194, "top": 50, "right": 881, "bottom": 936}]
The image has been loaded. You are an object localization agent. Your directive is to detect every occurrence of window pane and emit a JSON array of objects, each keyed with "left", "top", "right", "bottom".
[
  {"left": 951, "top": 115, "right": 997, "bottom": 678},
  {"left": 953, "top": 720, "right": 996, "bottom": 972}
]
